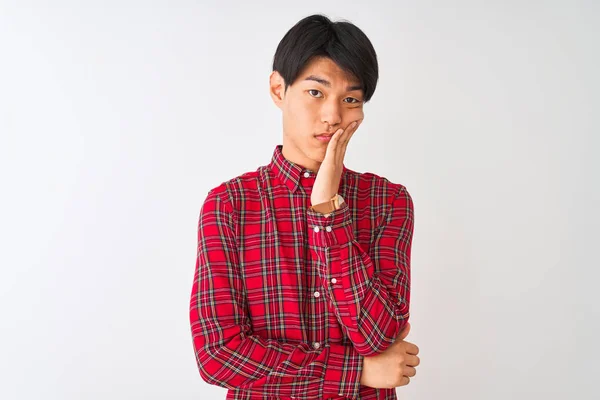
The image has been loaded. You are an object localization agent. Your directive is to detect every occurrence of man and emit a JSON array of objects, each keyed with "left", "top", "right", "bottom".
[{"left": 189, "top": 14, "right": 420, "bottom": 400}]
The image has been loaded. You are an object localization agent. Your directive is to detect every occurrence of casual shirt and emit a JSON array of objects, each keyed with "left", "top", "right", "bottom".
[{"left": 189, "top": 144, "right": 414, "bottom": 399}]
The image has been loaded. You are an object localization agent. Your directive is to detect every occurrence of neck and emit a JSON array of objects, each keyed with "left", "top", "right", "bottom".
[{"left": 281, "top": 141, "right": 321, "bottom": 172}]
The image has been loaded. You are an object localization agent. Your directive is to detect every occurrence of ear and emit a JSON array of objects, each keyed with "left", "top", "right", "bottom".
[{"left": 269, "top": 70, "right": 286, "bottom": 109}]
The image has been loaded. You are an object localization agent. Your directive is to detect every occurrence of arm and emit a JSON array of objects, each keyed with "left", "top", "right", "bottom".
[
  {"left": 306, "top": 185, "right": 414, "bottom": 357},
  {"left": 189, "top": 187, "right": 364, "bottom": 399}
]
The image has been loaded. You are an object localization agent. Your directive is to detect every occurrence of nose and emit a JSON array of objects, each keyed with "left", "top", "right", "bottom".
[{"left": 320, "top": 100, "right": 342, "bottom": 129}]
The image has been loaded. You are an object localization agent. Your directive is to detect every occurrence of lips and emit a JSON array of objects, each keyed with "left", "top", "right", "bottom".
[{"left": 315, "top": 134, "right": 333, "bottom": 142}]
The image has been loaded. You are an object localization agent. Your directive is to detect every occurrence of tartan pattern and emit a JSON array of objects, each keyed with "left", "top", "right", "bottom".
[{"left": 189, "top": 145, "right": 414, "bottom": 399}]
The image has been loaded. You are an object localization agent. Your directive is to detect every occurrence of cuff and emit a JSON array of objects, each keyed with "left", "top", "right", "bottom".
[
  {"left": 307, "top": 202, "right": 355, "bottom": 248},
  {"left": 322, "top": 343, "right": 363, "bottom": 399}
]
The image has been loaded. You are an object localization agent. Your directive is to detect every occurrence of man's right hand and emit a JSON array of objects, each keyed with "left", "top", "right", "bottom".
[{"left": 359, "top": 322, "right": 420, "bottom": 388}]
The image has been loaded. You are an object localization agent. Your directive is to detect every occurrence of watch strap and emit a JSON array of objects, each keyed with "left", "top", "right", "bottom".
[{"left": 310, "top": 194, "right": 340, "bottom": 214}]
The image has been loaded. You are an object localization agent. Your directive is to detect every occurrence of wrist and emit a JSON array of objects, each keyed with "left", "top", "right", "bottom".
[
  {"left": 311, "top": 195, "right": 335, "bottom": 206},
  {"left": 309, "top": 194, "right": 345, "bottom": 214}
]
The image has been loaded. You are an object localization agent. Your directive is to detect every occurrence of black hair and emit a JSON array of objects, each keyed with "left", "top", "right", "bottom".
[{"left": 272, "top": 14, "right": 379, "bottom": 103}]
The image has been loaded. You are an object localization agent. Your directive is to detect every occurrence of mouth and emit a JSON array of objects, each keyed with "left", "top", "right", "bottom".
[{"left": 315, "top": 133, "right": 333, "bottom": 143}]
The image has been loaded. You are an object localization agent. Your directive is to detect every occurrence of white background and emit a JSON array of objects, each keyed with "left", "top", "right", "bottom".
[{"left": 1, "top": 1, "right": 598, "bottom": 399}]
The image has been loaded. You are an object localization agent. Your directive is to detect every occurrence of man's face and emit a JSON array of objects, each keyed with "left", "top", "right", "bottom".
[{"left": 270, "top": 56, "right": 365, "bottom": 170}]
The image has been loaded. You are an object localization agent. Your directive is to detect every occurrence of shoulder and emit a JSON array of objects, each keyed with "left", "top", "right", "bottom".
[
  {"left": 344, "top": 168, "right": 414, "bottom": 229},
  {"left": 203, "top": 166, "right": 267, "bottom": 213},
  {"left": 343, "top": 167, "right": 411, "bottom": 201}
]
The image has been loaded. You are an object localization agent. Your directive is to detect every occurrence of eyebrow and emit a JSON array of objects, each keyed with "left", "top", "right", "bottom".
[{"left": 303, "top": 74, "right": 363, "bottom": 92}]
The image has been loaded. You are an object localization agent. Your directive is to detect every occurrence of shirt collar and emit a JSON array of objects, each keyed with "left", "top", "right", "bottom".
[{"left": 268, "top": 144, "right": 348, "bottom": 193}]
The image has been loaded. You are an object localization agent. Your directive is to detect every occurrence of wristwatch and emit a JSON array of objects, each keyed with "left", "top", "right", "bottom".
[{"left": 310, "top": 194, "right": 345, "bottom": 214}]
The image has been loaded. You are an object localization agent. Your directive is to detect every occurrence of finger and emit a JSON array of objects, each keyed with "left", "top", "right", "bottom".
[
  {"left": 404, "top": 366, "right": 417, "bottom": 378},
  {"left": 325, "top": 128, "right": 344, "bottom": 160},
  {"left": 330, "top": 127, "right": 344, "bottom": 145},
  {"left": 401, "top": 375, "right": 410, "bottom": 386},
  {"left": 406, "top": 354, "right": 420, "bottom": 367},
  {"left": 405, "top": 342, "right": 419, "bottom": 355},
  {"left": 335, "top": 120, "right": 360, "bottom": 163},
  {"left": 346, "top": 119, "right": 362, "bottom": 140},
  {"left": 337, "top": 134, "right": 352, "bottom": 165},
  {"left": 338, "top": 121, "right": 358, "bottom": 162},
  {"left": 348, "top": 119, "right": 361, "bottom": 137},
  {"left": 339, "top": 121, "right": 357, "bottom": 148}
]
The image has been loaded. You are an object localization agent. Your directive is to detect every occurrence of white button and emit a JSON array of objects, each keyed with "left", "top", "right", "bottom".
[
  {"left": 325, "top": 226, "right": 332, "bottom": 232},
  {"left": 313, "top": 226, "right": 320, "bottom": 232},
  {"left": 331, "top": 278, "right": 337, "bottom": 284},
  {"left": 312, "top": 342, "right": 320, "bottom": 349},
  {"left": 303, "top": 171, "right": 310, "bottom": 178},
  {"left": 314, "top": 291, "right": 320, "bottom": 298}
]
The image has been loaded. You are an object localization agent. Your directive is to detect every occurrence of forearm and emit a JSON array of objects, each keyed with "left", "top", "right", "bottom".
[
  {"left": 191, "top": 289, "right": 364, "bottom": 398},
  {"left": 306, "top": 187, "right": 413, "bottom": 356}
]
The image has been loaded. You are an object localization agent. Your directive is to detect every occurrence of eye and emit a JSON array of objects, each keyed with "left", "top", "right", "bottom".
[{"left": 308, "top": 90, "right": 363, "bottom": 104}]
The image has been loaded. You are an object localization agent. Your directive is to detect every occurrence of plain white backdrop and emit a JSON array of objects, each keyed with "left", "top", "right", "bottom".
[{"left": 1, "top": 1, "right": 598, "bottom": 399}]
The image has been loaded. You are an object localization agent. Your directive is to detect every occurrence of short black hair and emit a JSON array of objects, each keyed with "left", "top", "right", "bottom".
[{"left": 272, "top": 14, "right": 379, "bottom": 103}]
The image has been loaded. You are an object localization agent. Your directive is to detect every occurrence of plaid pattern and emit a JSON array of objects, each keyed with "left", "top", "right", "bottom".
[{"left": 189, "top": 145, "right": 414, "bottom": 399}]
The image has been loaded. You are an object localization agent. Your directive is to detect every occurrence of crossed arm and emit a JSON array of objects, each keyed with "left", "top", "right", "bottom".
[{"left": 189, "top": 185, "right": 414, "bottom": 398}]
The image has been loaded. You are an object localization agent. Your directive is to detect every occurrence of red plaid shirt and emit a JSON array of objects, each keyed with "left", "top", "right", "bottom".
[{"left": 189, "top": 145, "right": 414, "bottom": 399}]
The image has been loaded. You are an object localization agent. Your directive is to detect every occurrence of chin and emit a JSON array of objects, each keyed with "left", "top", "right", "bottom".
[{"left": 310, "top": 149, "right": 326, "bottom": 162}]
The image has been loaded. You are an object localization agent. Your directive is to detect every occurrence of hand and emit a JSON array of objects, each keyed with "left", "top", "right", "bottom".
[
  {"left": 311, "top": 119, "right": 362, "bottom": 206},
  {"left": 359, "top": 322, "right": 420, "bottom": 389}
]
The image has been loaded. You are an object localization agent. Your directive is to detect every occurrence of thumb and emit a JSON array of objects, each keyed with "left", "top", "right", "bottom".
[
  {"left": 397, "top": 322, "right": 411, "bottom": 341},
  {"left": 324, "top": 129, "right": 342, "bottom": 160}
]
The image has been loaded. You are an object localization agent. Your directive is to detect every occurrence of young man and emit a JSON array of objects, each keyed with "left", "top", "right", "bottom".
[{"left": 189, "top": 14, "right": 420, "bottom": 400}]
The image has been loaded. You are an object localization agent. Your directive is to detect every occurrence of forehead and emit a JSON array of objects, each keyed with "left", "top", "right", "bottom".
[{"left": 297, "top": 56, "right": 360, "bottom": 87}]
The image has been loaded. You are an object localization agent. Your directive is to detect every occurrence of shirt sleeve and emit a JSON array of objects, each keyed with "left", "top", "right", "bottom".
[
  {"left": 189, "top": 188, "right": 364, "bottom": 399},
  {"left": 306, "top": 185, "right": 414, "bottom": 357}
]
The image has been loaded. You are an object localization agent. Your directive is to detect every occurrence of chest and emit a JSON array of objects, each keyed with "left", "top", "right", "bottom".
[{"left": 234, "top": 188, "right": 377, "bottom": 283}]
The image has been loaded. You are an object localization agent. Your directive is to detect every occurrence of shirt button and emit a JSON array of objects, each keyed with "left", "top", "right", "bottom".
[
  {"left": 312, "top": 342, "right": 321, "bottom": 349},
  {"left": 313, "top": 226, "right": 320, "bottom": 233},
  {"left": 325, "top": 226, "right": 332, "bottom": 232},
  {"left": 331, "top": 278, "right": 337, "bottom": 284},
  {"left": 314, "top": 291, "right": 320, "bottom": 298},
  {"left": 303, "top": 171, "right": 310, "bottom": 178}
]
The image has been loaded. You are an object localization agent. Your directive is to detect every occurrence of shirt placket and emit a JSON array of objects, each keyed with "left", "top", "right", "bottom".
[{"left": 300, "top": 168, "right": 328, "bottom": 352}]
